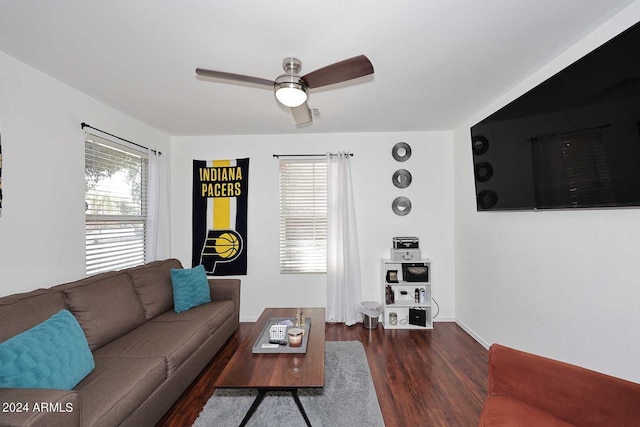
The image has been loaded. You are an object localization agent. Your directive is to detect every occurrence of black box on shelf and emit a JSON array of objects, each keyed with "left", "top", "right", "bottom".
[
  {"left": 402, "top": 263, "right": 429, "bottom": 282},
  {"left": 409, "top": 308, "right": 427, "bottom": 327}
]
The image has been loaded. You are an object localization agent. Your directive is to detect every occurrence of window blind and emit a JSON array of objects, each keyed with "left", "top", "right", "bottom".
[
  {"left": 85, "top": 133, "right": 148, "bottom": 275},
  {"left": 279, "top": 159, "right": 327, "bottom": 273},
  {"left": 561, "top": 130, "right": 615, "bottom": 207}
]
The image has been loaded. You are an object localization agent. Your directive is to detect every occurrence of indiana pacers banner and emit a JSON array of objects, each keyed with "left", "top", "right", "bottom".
[{"left": 192, "top": 158, "right": 249, "bottom": 275}]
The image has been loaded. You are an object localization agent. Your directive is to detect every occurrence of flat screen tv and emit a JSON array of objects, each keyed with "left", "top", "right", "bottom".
[{"left": 471, "top": 20, "right": 640, "bottom": 211}]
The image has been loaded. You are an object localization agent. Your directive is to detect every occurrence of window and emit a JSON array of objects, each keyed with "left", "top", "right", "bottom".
[
  {"left": 85, "top": 133, "right": 148, "bottom": 275},
  {"left": 279, "top": 158, "right": 327, "bottom": 273}
]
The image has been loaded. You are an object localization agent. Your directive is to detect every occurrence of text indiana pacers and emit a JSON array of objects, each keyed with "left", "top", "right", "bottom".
[{"left": 199, "top": 166, "right": 243, "bottom": 197}]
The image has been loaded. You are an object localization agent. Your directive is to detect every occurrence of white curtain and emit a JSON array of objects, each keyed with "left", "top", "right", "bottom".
[
  {"left": 146, "top": 149, "right": 170, "bottom": 262},
  {"left": 326, "top": 151, "right": 362, "bottom": 326}
]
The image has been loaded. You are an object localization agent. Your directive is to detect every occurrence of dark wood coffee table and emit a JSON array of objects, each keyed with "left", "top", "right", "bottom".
[{"left": 214, "top": 307, "right": 325, "bottom": 426}]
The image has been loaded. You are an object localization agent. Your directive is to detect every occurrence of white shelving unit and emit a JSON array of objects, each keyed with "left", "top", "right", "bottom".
[{"left": 381, "top": 258, "right": 432, "bottom": 329}]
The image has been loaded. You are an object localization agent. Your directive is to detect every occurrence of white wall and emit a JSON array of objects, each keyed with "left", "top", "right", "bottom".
[
  {"left": 0, "top": 51, "right": 171, "bottom": 296},
  {"left": 454, "top": 1, "right": 640, "bottom": 382},
  {"left": 171, "top": 131, "right": 455, "bottom": 322}
]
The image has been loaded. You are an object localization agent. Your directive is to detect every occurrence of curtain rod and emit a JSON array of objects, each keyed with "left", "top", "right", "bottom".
[
  {"left": 81, "top": 122, "right": 162, "bottom": 155},
  {"left": 272, "top": 153, "right": 353, "bottom": 158}
]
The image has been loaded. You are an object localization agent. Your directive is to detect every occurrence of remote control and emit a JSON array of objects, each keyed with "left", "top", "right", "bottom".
[{"left": 269, "top": 339, "right": 288, "bottom": 346}]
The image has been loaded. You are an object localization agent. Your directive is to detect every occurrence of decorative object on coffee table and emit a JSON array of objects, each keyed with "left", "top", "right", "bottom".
[
  {"left": 287, "top": 327, "right": 304, "bottom": 347},
  {"left": 269, "top": 324, "right": 287, "bottom": 341}
]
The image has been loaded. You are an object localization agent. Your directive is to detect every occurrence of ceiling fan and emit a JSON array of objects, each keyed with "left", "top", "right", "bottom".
[{"left": 195, "top": 55, "right": 374, "bottom": 125}]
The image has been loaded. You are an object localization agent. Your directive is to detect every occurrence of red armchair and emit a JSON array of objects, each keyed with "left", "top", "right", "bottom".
[{"left": 479, "top": 344, "right": 640, "bottom": 427}]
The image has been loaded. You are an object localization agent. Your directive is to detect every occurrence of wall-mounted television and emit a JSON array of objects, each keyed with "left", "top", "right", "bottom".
[{"left": 471, "top": 21, "right": 640, "bottom": 211}]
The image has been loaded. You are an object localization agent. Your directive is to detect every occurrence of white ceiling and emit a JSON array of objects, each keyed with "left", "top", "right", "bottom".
[{"left": 0, "top": 0, "right": 637, "bottom": 136}]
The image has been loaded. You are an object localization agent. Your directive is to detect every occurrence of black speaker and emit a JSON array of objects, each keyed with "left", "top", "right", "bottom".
[
  {"left": 472, "top": 135, "right": 489, "bottom": 155},
  {"left": 409, "top": 308, "right": 427, "bottom": 327},
  {"left": 477, "top": 189, "right": 498, "bottom": 209},
  {"left": 474, "top": 162, "right": 494, "bottom": 182}
]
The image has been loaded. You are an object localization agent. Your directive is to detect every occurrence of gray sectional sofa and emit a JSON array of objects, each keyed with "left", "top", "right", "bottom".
[{"left": 0, "top": 258, "right": 240, "bottom": 427}]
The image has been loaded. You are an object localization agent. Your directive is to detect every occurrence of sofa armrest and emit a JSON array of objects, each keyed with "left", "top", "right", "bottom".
[
  {"left": 487, "top": 344, "right": 640, "bottom": 426},
  {"left": 0, "top": 388, "right": 81, "bottom": 427},
  {"left": 208, "top": 278, "right": 241, "bottom": 314}
]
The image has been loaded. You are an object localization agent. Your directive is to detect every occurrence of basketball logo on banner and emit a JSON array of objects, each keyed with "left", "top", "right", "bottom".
[
  {"left": 200, "top": 230, "right": 243, "bottom": 267},
  {"left": 192, "top": 158, "right": 249, "bottom": 275}
]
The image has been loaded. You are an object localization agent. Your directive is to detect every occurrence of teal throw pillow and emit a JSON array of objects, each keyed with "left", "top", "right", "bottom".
[
  {"left": 0, "top": 309, "right": 95, "bottom": 389},
  {"left": 171, "top": 265, "right": 211, "bottom": 313}
]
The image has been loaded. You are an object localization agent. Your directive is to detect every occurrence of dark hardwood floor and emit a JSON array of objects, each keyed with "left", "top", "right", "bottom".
[{"left": 156, "top": 321, "right": 488, "bottom": 427}]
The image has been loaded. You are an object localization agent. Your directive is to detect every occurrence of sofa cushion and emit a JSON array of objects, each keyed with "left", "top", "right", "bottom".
[
  {"left": 94, "top": 320, "right": 208, "bottom": 377},
  {"left": 151, "top": 300, "right": 235, "bottom": 336},
  {"left": 75, "top": 356, "right": 165, "bottom": 427},
  {"left": 171, "top": 265, "right": 211, "bottom": 313},
  {"left": 0, "top": 310, "right": 94, "bottom": 390},
  {"left": 0, "top": 289, "right": 66, "bottom": 342},
  {"left": 60, "top": 272, "right": 146, "bottom": 351},
  {"left": 128, "top": 258, "right": 183, "bottom": 319},
  {"left": 479, "top": 394, "right": 576, "bottom": 427}
]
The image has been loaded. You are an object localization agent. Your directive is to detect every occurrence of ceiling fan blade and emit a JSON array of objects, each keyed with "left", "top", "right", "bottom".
[
  {"left": 291, "top": 102, "right": 312, "bottom": 125},
  {"left": 195, "top": 68, "right": 274, "bottom": 87},
  {"left": 301, "top": 55, "right": 374, "bottom": 89}
]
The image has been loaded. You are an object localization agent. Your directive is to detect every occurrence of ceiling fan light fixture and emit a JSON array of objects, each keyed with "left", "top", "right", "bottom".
[
  {"left": 274, "top": 75, "right": 308, "bottom": 107},
  {"left": 196, "top": 55, "right": 374, "bottom": 124}
]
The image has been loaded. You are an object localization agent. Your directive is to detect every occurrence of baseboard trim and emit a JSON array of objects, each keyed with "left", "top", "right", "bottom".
[
  {"left": 455, "top": 318, "right": 490, "bottom": 349},
  {"left": 242, "top": 316, "right": 458, "bottom": 324}
]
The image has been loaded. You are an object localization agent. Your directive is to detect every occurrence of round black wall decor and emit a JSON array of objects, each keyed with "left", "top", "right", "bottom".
[
  {"left": 392, "top": 169, "right": 412, "bottom": 188},
  {"left": 392, "top": 196, "right": 412, "bottom": 216},
  {"left": 392, "top": 142, "right": 412, "bottom": 162}
]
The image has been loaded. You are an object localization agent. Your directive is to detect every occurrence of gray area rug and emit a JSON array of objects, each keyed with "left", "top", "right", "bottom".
[{"left": 193, "top": 341, "right": 385, "bottom": 427}]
